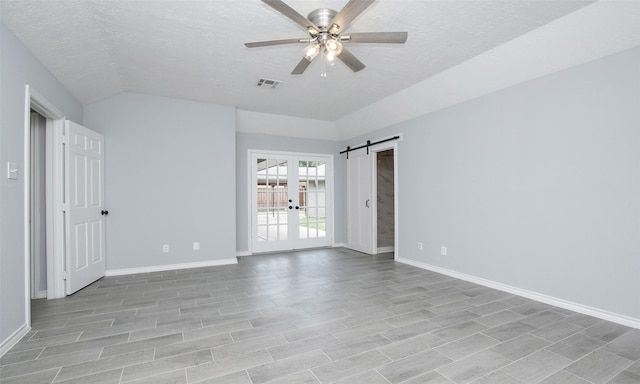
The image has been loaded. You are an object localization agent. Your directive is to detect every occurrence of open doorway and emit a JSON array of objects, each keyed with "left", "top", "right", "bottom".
[
  {"left": 30, "top": 110, "right": 47, "bottom": 299},
  {"left": 376, "top": 149, "right": 395, "bottom": 254},
  {"left": 24, "top": 85, "right": 67, "bottom": 328}
]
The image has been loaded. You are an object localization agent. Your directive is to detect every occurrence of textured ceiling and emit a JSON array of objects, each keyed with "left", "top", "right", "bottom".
[{"left": 1, "top": 0, "right": 595, "bottom": 121}]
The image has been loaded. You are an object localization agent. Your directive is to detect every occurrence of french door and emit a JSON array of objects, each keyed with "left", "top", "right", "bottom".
[{"left": 251, "top": 151, "right": 332, "bottom": 253}]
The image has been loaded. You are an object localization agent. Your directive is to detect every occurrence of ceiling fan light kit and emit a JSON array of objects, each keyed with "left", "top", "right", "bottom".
[
  {"left": 304, "top": 43, "right": 320, "bottom": 60},
  {"left": 245, "top": 0, "right": 408, "bottom": 77}
]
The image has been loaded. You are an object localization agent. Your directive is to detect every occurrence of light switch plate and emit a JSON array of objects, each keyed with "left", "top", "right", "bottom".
[{"left": 7, "top": 162, "right": 18, "bottom": 180}]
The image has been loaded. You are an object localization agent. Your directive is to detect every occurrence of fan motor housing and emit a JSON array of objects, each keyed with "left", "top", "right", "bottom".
[{"left": 307, "top": 8, "right": 338, "bottom": 30}]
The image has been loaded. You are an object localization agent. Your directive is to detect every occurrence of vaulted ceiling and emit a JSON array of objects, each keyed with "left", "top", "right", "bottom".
[{"left": 1, "top": 0, "right": 601, "bottom": 122}]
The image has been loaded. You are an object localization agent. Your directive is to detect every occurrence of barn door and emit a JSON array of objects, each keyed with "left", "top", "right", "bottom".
[
  {"left": 65, "top": 120, "right": 106, "bottom": 294},
  {"left": 347, "top": 148, "right": 375, "bottom": 254}
]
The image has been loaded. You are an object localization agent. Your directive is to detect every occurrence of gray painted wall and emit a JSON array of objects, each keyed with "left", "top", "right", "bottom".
[
  {"left": 1, "top": 24, "right": 83, "bottom": 348},
  {"left": 236, "top": 133, "right": 346, "bottom": 253},
  {"left": 84, "top": 93, "right": 236, "bottom": 270},
  {"left": 347, "top": 47, "right": 640, "bottom": 320}
]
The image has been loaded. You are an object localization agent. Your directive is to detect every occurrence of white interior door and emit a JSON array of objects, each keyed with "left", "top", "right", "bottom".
[
  {"left": 251, "top": 152, "right": 332, "bottom": 253},
  {"left": 347, "top": 148, "right": 375, "bottom": 254},
  {"left": 65, "top": 120, "right": 106, "bottom": 294}
]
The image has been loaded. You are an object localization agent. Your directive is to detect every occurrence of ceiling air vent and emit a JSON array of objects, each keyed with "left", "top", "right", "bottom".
[{"left": 256, "top": 78, "right": 282, "bottom": 89}]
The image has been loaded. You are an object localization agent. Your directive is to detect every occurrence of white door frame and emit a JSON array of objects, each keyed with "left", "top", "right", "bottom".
[
  {"left": 248, "top": 149, "right": 334, "bottom": 254},
  {"left": 23, "top": 85, "right": 67, "bottom": 316}
]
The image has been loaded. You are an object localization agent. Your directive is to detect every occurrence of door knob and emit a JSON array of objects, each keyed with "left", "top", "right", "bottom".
[
  {"left": 289, "top": 206, "right": 293, "bottom": 210},
  {"left": 101, "top": 210, "right": 109, "bottom": 215},
  {"left": 295, "top": 206, "right": 299, "bottom": 210}
]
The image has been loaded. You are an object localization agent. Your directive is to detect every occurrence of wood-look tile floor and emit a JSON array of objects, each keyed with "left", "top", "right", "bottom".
[{"left": 1, "top": 248, "right": 639, "bottom": 384}]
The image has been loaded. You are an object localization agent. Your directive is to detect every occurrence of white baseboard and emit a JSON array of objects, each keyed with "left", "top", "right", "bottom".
[
  {"left": 0, "top": 323, "right": 30, "bottom": 358},
  {"left": 396, "top": 257, "right": 640, "bottom": 330},
  {"left": 36, "top": 290, "right": 47, "bottom": 299},
  {"left": 239, "top": 245, "right": 335, "bottom": 257},
  {"left": 332, "top": 243, "right": 347, "bottom": 248},
  {"left": 377, "top": 246, "right": 394, "bottom": 253},
  {"left": 105, "top": 258, "right": 238, "bottom": 277}
]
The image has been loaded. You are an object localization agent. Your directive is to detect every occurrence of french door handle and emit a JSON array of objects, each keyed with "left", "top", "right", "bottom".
[
  {"left": 289, "top": 206, "right": 293, "bottom": 210},
  {"left": 365, "top": 199, "right": 370, "bottom": 208},
  {"left": 101, "top": 210, "right": 109, "bottom": 215}
]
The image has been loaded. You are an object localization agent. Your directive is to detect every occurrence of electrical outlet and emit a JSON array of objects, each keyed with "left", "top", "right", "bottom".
[
  {"left": 193, "top": 242, "right": 200, "bottom": 251},
  {"left": 417, "top": 242, "right": 423, "bottom": 251},
  {"left": 441, "top": 246, "right": 447, "bottom": 256},
  {"left": 163, "top": 245, "right": 169, "bottom": 253}
]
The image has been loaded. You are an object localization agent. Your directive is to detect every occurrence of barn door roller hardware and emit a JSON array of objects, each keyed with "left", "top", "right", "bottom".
[{"left": 340, "top": 135, "right": 400, "bottom": 159}]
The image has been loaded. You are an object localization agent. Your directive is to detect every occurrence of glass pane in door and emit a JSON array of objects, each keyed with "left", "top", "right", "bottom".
[
  {"left": 298, "top": 160, "right": 326, "bottom": 240},
  {"left": 256, "top": 158, "right": 288, "bottom": 242}
]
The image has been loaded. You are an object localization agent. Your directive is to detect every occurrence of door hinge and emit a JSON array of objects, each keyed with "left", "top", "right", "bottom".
[{"left": 63, "top": 271, "right": 69, "bottom": 280}]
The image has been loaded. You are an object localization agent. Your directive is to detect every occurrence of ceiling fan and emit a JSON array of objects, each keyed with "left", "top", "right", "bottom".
[{"left": 245, "top": 0, "right": 408, "bottom": 76}]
